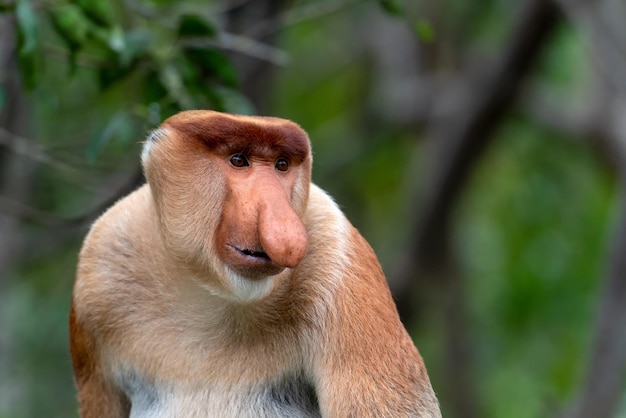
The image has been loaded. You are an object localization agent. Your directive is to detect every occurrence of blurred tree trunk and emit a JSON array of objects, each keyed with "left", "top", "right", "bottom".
[
  {"left": 0, "top": 13, "right": 34, "bottom": 412},
  {"left": 559, "top": 0, "right": 626, "bottom": 416},
  {"left": 390, "top": 1, "right": 561, "bottom": 417},
  {"left": 565, "top": 191, "right": 626, "bottom": 418},
  {"left": 223, "top": 0, "right": 291, "bottom": 114},
  {"left": 0, "top": 15, "right": 33, "bottom": 287}
]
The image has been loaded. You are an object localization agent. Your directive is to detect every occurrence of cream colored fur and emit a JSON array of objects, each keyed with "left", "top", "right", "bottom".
[{"left": 70, "top": 111, "right": 441, "bottom": 417}]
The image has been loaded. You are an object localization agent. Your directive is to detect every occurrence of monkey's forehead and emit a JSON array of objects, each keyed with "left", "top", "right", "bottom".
[{"left": 162, "top": 110, "right": 311, "bottom": 162}]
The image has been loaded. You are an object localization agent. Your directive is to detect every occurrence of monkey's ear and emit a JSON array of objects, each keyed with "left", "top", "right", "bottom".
[{"left": 141, "top": 128, "right": 169, "bottom": 165}]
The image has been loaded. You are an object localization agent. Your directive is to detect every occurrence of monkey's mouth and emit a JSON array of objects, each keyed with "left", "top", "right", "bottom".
[
  {"left": 229, "top": 244, "right": 271, "bottom": 262},
  {"left": 225, "top": 244, "right": 285, "bottom": 279},
  {"left": 239, "top": 247, "right": 271, "bottom": 261}
]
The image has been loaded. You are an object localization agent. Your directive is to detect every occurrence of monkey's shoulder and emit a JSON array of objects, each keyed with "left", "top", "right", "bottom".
[
  {"left": 73, "top": 185, "right": 166, "bottom": 319},
  {"left": 80, "top": 184, "right": 155, "bottom": 257}
]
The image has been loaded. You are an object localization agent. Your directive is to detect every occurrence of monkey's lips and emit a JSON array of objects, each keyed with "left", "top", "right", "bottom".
[
  {"left": 226, "top": 244, "right": 285, "bottom": 278},
  {"left": 233, "top": 246, "right": 271, "bottom": 261}
]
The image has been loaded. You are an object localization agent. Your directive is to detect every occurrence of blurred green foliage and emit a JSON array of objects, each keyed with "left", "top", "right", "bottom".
[
  {"left": 0, "top": 0, "right": 622, "bottom": 417},
  {"left": 459, "top": 118, "right": 614, "bottom": 418}
]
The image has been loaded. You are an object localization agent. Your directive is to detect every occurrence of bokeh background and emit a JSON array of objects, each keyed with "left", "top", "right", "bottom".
[{"left": 1, "top": 0, "right": 626, "bottom": 417}]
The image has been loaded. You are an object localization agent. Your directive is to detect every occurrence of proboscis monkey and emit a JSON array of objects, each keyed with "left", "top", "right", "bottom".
[{"left": 70, "top": 110, "right": 441, "bottom": 417}]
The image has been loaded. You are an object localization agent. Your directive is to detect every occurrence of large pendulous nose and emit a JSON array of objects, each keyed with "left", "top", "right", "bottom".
[{"left": 257, "top": 185, "right": 308, "bottom": 269}]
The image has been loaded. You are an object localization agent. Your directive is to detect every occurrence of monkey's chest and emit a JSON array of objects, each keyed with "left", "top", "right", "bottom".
[{"left": 121, "top": 371, "right": 321, "bottom": 418}]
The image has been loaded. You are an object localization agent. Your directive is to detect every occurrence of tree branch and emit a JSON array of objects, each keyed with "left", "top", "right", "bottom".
[
  {"left": 388, "top": 2, "right": 562, "bottom": 418},
  {"left": 180, "top": 32, "right": 289, "bottom": 67},
  {"left": 393, "top": 0, "right": 562, "bottom": 316},
  {"left": 0, "top": 169, "right": 144, "bottom": 228},
  {"left": 0, "top": 127, "right": 79, "bottom": 174}
]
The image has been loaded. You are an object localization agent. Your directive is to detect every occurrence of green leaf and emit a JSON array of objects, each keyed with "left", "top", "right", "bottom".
[
  {"left": 414, "top": 19, "right": 435, "bottom": 43},
  {"left": 177, "top": 14, "right": 216, "bottom": 38},
  {"left": 0, "top": 3, "right": 15, "bottom": 12},
  {"left": 119, "top": 28, "right": 152, "bottom": 66},
  {"left": 76, "top": 0, "right": 114, "bottom": 27},
  {"left": 159, "top": 63, "right": 194, "bottom": 109},
  {"left": 90, "top": 26, "right": 150, "bottom": 71},
  {"left": 15, "top": 0, "right": 40, "bottom": 90},
  {"left": 49, "top": 4, "right": 90, "bottom": 51},
  {"left": 108, "top": 25, "right": 125, "bottom": 53},
  {"left": 17, "top": 50, "right": 38, "bottom": 88},
  {"left": 142, "top": 69, "right": 169, "bottom": 104},
  {"left": 379, "top": 0, "right": 404, "bottom": 17},
  {"left": 185, "top": 48, "right": 239, "bottom": 88},
  {"left": 98, "top": 64, "right": 133, "bottom": 89},
  {"left": 16, "top": 0, "right": 38, "bottom": 55},
  {"left": 0, "top": 87, "right": 5, "bottom": 112}
]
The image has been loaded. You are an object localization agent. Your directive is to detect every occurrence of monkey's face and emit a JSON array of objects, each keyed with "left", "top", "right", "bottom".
[
  {"left": 214, "top": 151, "right": 309, "bottom": 279},
  {"left": 142, "top": 111, "right": 312, "bottom": 296}
]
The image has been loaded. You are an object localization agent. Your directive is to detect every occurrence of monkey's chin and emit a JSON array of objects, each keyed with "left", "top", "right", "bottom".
[
  {"left": 223, "top": 268, "right": 277, "bottom": 303},
  {"left": 225, "top": 244, "right": 286, "bottom": 280}
]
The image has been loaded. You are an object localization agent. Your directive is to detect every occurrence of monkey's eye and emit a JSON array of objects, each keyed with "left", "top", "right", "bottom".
[
  {"left": 230, "top": 154, "right": 249, "bottom": 168},
  {"left": 275, "top": 158, "right": 289, "bottom": 172}
]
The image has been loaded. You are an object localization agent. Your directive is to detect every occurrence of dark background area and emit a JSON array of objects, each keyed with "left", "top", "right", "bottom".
[{"left": 1, "top": 0, "right": 626, "bottom": 417}]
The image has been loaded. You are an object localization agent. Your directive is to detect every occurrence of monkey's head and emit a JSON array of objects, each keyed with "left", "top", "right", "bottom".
[{"left": 141, "top": 110, "right": 311, "bottom": 300}]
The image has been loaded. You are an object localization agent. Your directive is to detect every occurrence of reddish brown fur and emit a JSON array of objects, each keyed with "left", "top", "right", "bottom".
[
  {"left": 70, "top": 110, "right": 441, "bottom": 417},
  {"left": 70, "top": 305, "right": 130, "bottom": 417},
  {"left": 165, "top": 110, "right": 310, "bottom": 163},
  {"left": 316, "top": 227, "right": 436, "bottom": 416}
]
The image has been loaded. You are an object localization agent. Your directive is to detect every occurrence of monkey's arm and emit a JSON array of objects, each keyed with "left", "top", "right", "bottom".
[
  {"left": 314, "top": 228, "right": 441, "bottom": 418},
  {"left": 70, "top": 303, "right": 130, "bottom": 418}
]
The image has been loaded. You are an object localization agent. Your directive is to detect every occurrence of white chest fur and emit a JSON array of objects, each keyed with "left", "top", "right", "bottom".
[{"left": 118, "top": 369, "right": 320, "bottom": 418}]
